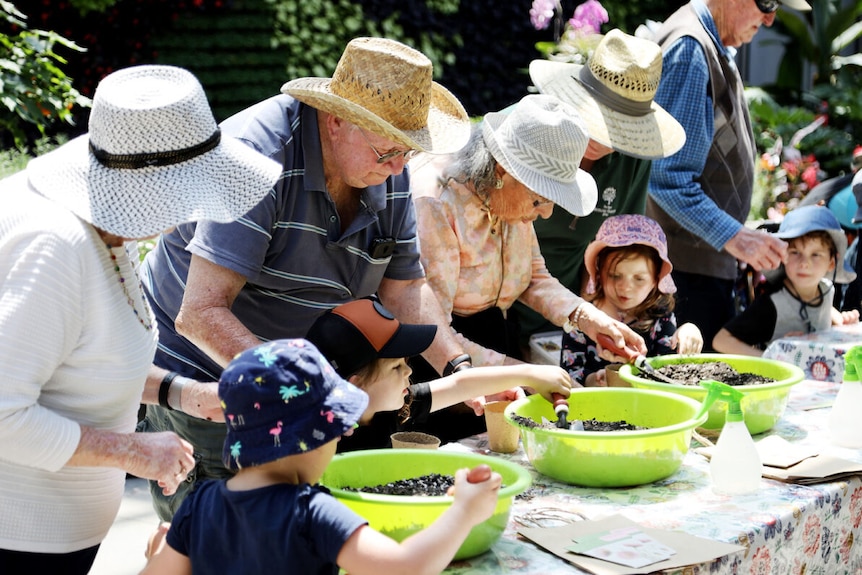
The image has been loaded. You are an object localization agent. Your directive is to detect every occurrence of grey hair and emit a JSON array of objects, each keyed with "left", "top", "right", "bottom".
[{"left": 441, "top": 124, "right": 499, "bottom": 194}]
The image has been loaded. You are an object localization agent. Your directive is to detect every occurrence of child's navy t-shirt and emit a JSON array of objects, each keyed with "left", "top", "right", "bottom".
[{"left": 167, "top": 479, "right": 367, "bottom": 574}]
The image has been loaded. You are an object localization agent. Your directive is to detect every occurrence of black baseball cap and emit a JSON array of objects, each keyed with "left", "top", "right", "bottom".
[{"left": 306, "top": 298, "right": 437, "bottom": 377}]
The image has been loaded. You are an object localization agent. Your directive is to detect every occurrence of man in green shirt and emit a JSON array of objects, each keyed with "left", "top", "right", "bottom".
[{"left": 513, "top": 29, "right": 686, "bottom": 345}]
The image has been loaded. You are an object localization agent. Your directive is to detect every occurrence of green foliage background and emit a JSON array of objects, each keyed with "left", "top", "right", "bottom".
[
  {"left": 14, "top": 0, "right": 676, "bottom": 129},
  {"left": 7, "top": 0, "right": 859, "bottom": 220}
]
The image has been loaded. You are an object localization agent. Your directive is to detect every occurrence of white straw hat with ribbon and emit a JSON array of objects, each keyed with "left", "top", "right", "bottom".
[
  {"left": 529, "top": 29, "right": 685, "bottom": 160},
  {"left": 482, "top": 94, "right": 597, "bottom": 217},
  {"left": 28, "top": 65, "right": 282, "bottom": 238},
  {"left": 282, "top": 37, "right": 470, "bottom": 155}
]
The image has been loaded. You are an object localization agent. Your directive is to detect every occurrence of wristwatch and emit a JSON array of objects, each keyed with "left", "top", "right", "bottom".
[{"left": 443, "top": 353, "right": 472, "bottom": 376}]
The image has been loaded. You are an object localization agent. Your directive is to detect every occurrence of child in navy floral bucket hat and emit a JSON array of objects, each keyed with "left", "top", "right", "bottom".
[
  {"left": 561, "top": 215, "right": 704, "bottom": 386},
  {"left": 219, "top": 338, "right": 369, "bottom": 468},
  {"left": 143, "top": 338, "right": 503, "bottom": 575}
]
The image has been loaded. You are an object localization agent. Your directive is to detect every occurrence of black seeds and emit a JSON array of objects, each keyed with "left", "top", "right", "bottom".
[
  {"left": 649, "top": 362, "right": 775, "bottom": 386},
  {"left": 344, "top": 473, "right": 454, "bottom": 496}
]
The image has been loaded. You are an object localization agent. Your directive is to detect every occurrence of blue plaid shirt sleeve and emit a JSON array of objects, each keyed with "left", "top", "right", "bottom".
[{"left": 649, "top": 36, "right": 744, "bottom": 251}]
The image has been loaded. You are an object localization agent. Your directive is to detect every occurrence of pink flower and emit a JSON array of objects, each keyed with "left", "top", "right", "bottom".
[
  {"left": 802, "top": 515, "right": 821, "bottom": 557},
  {"left": 801, "top": 164, "right": 819, "bottom": 189},
  {"left": 530, "top": 0, "right": 557, "bottom": 30},
  {"left": 750, "top": 546, "right": 772, "bottom": 575},
  {"left": 568, "top": 0, "right": 608, "bottom": 35},
  {"left": 851, "top": 485, "right": 862, "bottom": 529},
  {"left": 838, "top": 527, "right": 853, "bottom": 563}
]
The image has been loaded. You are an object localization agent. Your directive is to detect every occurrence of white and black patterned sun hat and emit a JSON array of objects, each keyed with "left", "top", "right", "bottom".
[
  {"left": 482, "top": 94, "right": 597, "bottom": 217},
  {"left": 27, "top": 65, "right": 282, "bottom": 238}
]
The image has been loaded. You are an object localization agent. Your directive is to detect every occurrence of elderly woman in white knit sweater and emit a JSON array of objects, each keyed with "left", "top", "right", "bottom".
[{"left": 0, "top": 65, "right": 279, "bottom": 573}]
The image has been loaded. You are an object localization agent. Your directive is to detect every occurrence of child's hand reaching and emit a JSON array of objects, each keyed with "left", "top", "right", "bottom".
[
  {"left": 446, "top": 465, "right": 502, "bottom": 527},
  {"left": 671, "top": 322, "right": 703, "bottom": 355},
  {"left": 586, "top": 369, "right": 606, "bottom": 387},
  {"left": 512, "top": 364, "right": 575, "bottom": 402},
  {"left": 832, "top": 307, "right": 860, "bottom": 325}
]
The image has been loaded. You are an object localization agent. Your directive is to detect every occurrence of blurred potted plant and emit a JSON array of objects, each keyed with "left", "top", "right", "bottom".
[
  {"left": 530, "top": 0, "right": 608, "bottom": 64},
  {"left": 771, "top": 0, "right": 862, "bottom": 90},
  {"left": 1, "top": 2, "right": 90, "bottom": 150},
  {"left": 746, "top": 86, "right": 857, "bottom": 222}
]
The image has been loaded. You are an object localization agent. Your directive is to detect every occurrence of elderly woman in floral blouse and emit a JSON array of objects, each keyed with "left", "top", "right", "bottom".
[{"left": 410, "top": 95, "right": 646, "bottom": 383}]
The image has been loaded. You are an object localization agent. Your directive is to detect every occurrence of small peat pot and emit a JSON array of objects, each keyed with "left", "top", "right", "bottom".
[
  {"left": 320, "top": 449, "right": 531, "bottom": 560},
  {"left": 618, "top": 354, "right": 804, "bottom": 434},
  {"left": 505, "top": 388, "right": 707, "bottom": 487}
]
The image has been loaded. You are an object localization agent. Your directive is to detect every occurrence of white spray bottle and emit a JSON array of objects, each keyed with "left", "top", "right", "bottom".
[
  {"left": 701, "top": 380, "right": 761, "bottom": 495},
  {"left": 829, "top": 345, "right": 862, "bottom": 448}
]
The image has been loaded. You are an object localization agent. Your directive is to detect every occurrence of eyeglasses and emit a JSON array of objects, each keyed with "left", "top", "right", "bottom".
[
  {"left": 754, "top": 0, "right": 780, "bottom": 14},
  {"left": 358, "top": 128, "right": 419, "bottom": 164}
]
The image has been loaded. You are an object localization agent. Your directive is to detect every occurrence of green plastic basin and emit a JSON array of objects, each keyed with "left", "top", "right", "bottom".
[
  {"left": 618, "top": 354, "right": 804, "bottom": 434},
  {"left": 505, "top": 388, "right": 707, "bottom": 487},
  {"left": 320, "top": 449, "right": 531, "bottom": 560}
]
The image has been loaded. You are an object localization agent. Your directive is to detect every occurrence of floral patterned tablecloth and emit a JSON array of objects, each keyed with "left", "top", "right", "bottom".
[
  {"left": 762, "top": 323, "right": 862, "bottom": 382},
  {"left": 443, "top": 379, "right": 862, "bottom": 575}
]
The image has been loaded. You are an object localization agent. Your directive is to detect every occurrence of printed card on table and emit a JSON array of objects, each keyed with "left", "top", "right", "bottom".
[{"left": 567, "top": 526, "right": 676, "bottom": 568}]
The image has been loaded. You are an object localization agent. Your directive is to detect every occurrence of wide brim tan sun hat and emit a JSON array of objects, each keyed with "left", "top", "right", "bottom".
[
  {"left": 482, "top": 94, "right": 597, "bottom": 218},
  {"left": 28, "top": 65, "right": 282, "bottom": 238},
  {"left": 282, "top": 37, "right": 470, "bottom": 155},
  {"left": 529, "top": 29, "right": 686, "bottom": 160}
]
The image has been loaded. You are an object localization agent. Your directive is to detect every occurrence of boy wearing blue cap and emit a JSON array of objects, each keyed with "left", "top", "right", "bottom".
[
  {"left": 141, "top": 339, "right": 502, "bottom": 575},
  {"left": 713, "top": 205, "right": 860, "bottom": 356}
]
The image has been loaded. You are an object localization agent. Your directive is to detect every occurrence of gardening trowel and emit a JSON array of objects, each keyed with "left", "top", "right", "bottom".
[
  {"left": 596, "top": 333, "right": 682, "bottom": 386},
  {"left": 551, "top": 392, "right": 584, "bottom": 431}
]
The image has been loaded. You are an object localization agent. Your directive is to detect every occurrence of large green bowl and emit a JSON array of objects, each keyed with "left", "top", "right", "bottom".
[
  {"left": 320, "top": 449, "right": 531, "bottom": 560},
  {"left": 505, "top": 388, "right": 707, "bottom": 487},
  {"left": 617, "top": 354, "right": 804, "bottom": 434}
]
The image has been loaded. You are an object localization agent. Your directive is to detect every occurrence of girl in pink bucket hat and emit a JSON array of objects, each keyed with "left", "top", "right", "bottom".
[{"left": 561, "top": 215, "right": 703, "bottom": 386}]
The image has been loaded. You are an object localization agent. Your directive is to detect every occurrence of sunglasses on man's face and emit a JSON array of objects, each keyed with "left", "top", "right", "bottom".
[{"left": 754, "top": 0, "right": 780, "bottom": 14}]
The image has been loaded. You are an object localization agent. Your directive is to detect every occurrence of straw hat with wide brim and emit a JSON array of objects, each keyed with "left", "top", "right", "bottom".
[
  {"left": 482, "top": 94, "right": 597, "bottom": 218},
  {"left": 282, "top": 37, "right": 470, "bottom": 155},
  {"left": 27, "top": 65, "right": 281, "bottom": 239},
  {"left": 529, "top": 29, "right": 686, "bottom": 160}
]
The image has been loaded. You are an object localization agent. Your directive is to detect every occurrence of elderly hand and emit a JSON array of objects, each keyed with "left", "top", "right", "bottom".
[
  {"left": 671, "top": 322, "right": 704, "bottom": 355},
  {"left": 126, "top": 432, "right": 196, "bottom": 496},
  {"left": 577, "top": 302, "right": 647, "bottom": 362},
  {"left": 466, "top": 387, "right": 526, "bottom": 416},
  {"left": 179, "top": 379, "right": 225, "bottom": 422},
  {"left": 724, "top": 227, "right": 787, "bottom": 271},
  {"left": 471, "top": 387, "right": 527, "bottom": 415}
]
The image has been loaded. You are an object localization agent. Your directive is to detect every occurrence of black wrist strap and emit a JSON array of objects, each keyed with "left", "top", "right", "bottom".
[
  {"left": 159, "top": 372, "right": 179, "bottom": 411},
  {"left": 443, "top": 354, "right": 472, "bottom": 377}
]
